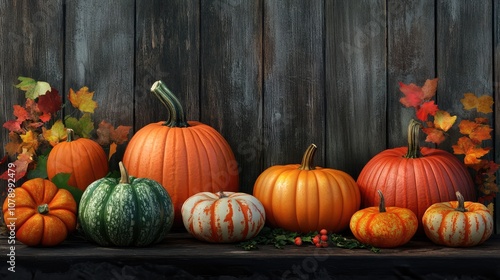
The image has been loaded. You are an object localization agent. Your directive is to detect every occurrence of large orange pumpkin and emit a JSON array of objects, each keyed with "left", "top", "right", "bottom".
[
  {"left": 47, "top": 129, "right": 109, "bottom": 191},
  {"left": 253, "top": 144, "right": 360, "bottom": 233},
  {"left": 2, "top": 178, "right": 77, "bottom": 246},
  {"left": 122, "top": 81, "right": 239, "bottom": 226},
  {"left": 356, "top": 120, "right": 475, "bottom": 230}
]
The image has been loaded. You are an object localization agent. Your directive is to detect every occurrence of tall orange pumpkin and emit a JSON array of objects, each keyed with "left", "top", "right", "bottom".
[
  {"left": 47, "top": 129, "right": 109, "bottom": 191},
  {"left": 253, "top": 144, "right": 360, "bottom": 233},
  {"left": 122, "top": 81, "right": 239, "bottom": 226},
  {"left": 356, "top": 120, "right": 475, "bottom": 230}
]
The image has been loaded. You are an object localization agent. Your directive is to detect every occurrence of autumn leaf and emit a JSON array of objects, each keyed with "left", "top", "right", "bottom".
[
  {"left": 19, "top": 130, "right": 39, "bottom": 155},
  {"left": 452, "top": 137, "right": 490, "bottom": 165},
  {"left": 15, "top": 77, "right": 51, "bottom": 100},
  {"left": 458, "top": 120, "right": 479, "bottom": 135},
  {"left": 4, "top": 132, "right": 22, "bottom": 156},
  {"left": 38, "top": 87, "right": 62, "bottom": 115},
  {"left": 433, "top": 110, "right": 456, "bottom": 132},
  {"left": 399, "top": 82, "right": 424, "bottom": 108},
  {"left": 68, "top": 86, "right": 98, "bottom": 113},
  {"left": 65, "top": 113, "right": 94, "bottom": 138},
  {"left": 421, "top": 78, "right": 438, "bottom": 100},
  {"left": 96, "top": 121, "right": 132, "bottom": 146},
  {"left": 416, "top": 101, "right": 438, "bottom": 121},
  {"left": 469, "top": 125, "right": 492, "bottom": 143},
  {"left": 460, "top": 93, "right": 494, "bottom": 114},
  {"left": 13, "top": 104, "right": 29, "bottom": 122},
  {"left": 2, "top": 120, "right": 22, "bottom": 133},
  {"left": 0, "top": 153, "right": 32, "bottom": 180},
  {"left": 423, "top": 127, "right": 446, "bottom": 144},
  {"left": 42, "top": 120, "right": 67, "bottom": 146}
]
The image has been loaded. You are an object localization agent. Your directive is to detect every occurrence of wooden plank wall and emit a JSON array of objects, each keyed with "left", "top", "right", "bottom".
[{"left": 1, "top": 0, "right": 499, "bottom": 229}]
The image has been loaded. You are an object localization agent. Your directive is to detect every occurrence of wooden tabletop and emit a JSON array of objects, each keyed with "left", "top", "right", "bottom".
[{"left": 1, "top": 232, "right": 499, "bottom": 279}]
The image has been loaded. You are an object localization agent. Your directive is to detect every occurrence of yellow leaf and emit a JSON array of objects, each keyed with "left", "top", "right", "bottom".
[
  {"left": 68, "top": 86, "right": 98, "bottom": 113},
  {"left": 460, "top": 93, "right": 478, "bottom": 110},
  {"left": 433, "top": 110, "right": 456, "bottom": 132},
  {"left": 19, "top": 130, "right": 38, "bottom": 156},
  {"left": 42, "top": 120, "right": 67, "bottom": 146},
  {"left": 477, "top": 95, "right": 494, "bottom": 114}
]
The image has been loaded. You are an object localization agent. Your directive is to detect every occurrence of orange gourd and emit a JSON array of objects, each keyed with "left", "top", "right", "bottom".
[
  {"left": 2, "top": 178, "right": 77, "bottom": 246},
  {"left": 356, "top": 120, "right": 475, "bottom": 230},
  {"left": 350, "top": 190, "right": 418, "bottom": 248},
  {"left": 422, "top": 191, "right": 493, "bottom": 247},
  {"left": 47, "top": 129, "right": 109, "bottom": 191},
  {"left": 253, "top": 144, "right": 360, "bottom": 233},
  {"left": 123, "top": 81, "right": 239, "bottom": 226}
]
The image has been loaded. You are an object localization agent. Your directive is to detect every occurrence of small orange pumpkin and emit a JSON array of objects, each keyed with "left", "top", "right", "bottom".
[
  {"left": 253, "top": 144, "right": 360, "bottom": 233},
  {"left": 2, "top": 178, "right": 77, "bottom": 246},
  {"left": 349, "top": 190, "right": 418, "bottom": 248},
  {"left": 422, "top": 191, "right": 493, "bottom": 247},
  {"left": 47, "top": 128, "right": 109, "bottom": 191}
]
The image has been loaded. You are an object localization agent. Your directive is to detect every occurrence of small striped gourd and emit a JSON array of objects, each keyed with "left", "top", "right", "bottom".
[{"left": 78, "top": 162, "right": 174, "bottom": 246}]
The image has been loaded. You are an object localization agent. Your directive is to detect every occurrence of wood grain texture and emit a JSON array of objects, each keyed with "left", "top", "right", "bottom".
[
  {"left": 200, "top": 0, "right": 262, "bottom": 193},
  {"left": 135, "top": 0, "right": 200, "bottom": 129},
  {"left": 494, "top": 0, "right": 500, "bottom": 233},
  {"left": 387, "top": 0, "right": 435, "bottom": 148},
  {"left": 263, "top": 0, "right": 325, "bottom": 169},
  {"left": 436, "top": 0, "right": 493, "bottom": 152},
  {"left": 325, "top": 0, "right": 387, "bottom": 178},
  {"left": 64, "top": 0, "right": 135, "bottom": 129}
]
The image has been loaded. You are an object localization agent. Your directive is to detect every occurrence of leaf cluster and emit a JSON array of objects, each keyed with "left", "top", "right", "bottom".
[
  {"left": 399, "top": 79, "right": 499, "bottom": 203},
  {"left": 1, "top": 76, "right": 132, "bottom": 184}
]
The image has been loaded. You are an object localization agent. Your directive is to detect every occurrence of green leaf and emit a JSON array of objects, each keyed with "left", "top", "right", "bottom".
[
  {"left": 65, "top": 113, "right": 94, "bottom": 138},
  {"left": 15, "top": 76, "right": 37, "bottom": 91},
  {"left": 27, "top": 155, "right": 48, "bottom": 179},
  {"left": 51, "top": 172, "right": 84, "bottom": 205}
]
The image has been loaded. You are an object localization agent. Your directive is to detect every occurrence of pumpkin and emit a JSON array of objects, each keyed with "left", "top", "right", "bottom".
[
  {"left": 181, "top": 191, "right": 265, "bottom": 243},
  {"left": 2, "top": 178, "right": 77, "bottom": 246},
  {"left": 78, "top": 161, "right": 174, "bottom": 246},
  {"left": 356, "top": 119, "right": 476, "bottom": 230},
  {"left": 122, "top": 80, "right": 239, "bottom": 226},
  {"left": 253, "top": 143, "right": 360, "bottom": 233},
  {"left": 350, "top": 190, "right": 418, "bottom": 248},
  {"left": 422, "top": 191, "right": 493, "bottom": 247},
  {"left": 47, "top": 128, "right": 109, "bottom": 191}
]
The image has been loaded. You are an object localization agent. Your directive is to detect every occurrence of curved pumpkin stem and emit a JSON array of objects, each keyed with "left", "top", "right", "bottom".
[
  {"left": 454, "top": 191, "right": 468, "bottom": 212},
  {"left": 118, "top": 161, "right": 130, "bottom": 184},
  {"left": 298, "top": 144, "right": 317, "bottom": 171},
  {"left": 377, "top": 190, "right": 386, "bottom": 213},
  {"left": 404, "top": 119, "right": 422, "bottom": 159},
  {"left": 151, "top": 80, "right": 189, "bottom": 128},
  {"left": 38, "top": 204, "right": 49, "bottom": 215}
]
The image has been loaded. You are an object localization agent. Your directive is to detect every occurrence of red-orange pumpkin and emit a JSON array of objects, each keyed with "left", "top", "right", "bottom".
[
  {"left": 2, "top": 178, "right": 77, "bottom": 246},
  {"left": 47, "top": 129, "right": 109, "bottom": 191},
  {"left": 123, "top": 81, "right": 239, "bottom": 226},
  {"left": 253, "top": 144, "right": 360, "bottom": 233},
  {"left": 356, "top": 120, "right": 475, "bottom": 230}
]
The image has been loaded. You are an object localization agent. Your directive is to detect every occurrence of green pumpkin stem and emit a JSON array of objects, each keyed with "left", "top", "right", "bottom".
[
  {"left": 377, "top": 190, "right": 386, "bottom": 213},
  {"left": 404, "top": 119, "right": 422, "bottom": 158},
  {"left": 151, "top": 80, "right": 189, "bottom": 128},
  {"left": 66, "top": 128, "right": 75, "bottom": 142},
  {"left": 299, "top": 144, "right": 317, "bottom": 171},
  {"left": 118, "top": 161, "right": 130, "bottom": 184},
  {"left": 38, "top": 204, "right": 49, "bottom": 214},
  {"left": 454, "top": 191, "right": 468, "bottom": 212}
]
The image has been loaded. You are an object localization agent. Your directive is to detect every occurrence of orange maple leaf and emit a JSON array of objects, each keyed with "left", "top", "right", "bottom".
[
  {"left": 68, "top": 86, "right": 98, "bottom": 113},
  {"left": 460, "top": 93, "right": 494, "bottom": 114},
  {"left": 452, "top": 137, "right": 490, "bottom": 165},
  {"left": 19, "top": 130, "right": 39, "bottom": 156},
  {"left": 4, "top": 132, "right": 22, "bottom": 156},
  {"left": 433, "top": 110, "right": 456, "bottom": 132},
  {"left": 96, "top": 121, "right": 132, "bottom": 146},
  {"left": 423, "top": 127, "right": 446, "bottom": 144},
  {"left": 469, "top": 125, "right": 492, "bottom": 143},
  {"left": 421, "top": 78, "right": 439, "bottom": 100},
  {"left": 458, "top": 120, "right": 479, "bottom": 135}
]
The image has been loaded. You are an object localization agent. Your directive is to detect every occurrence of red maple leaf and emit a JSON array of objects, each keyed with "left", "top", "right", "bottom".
[
  {"left": 38, "top": 87, "right": 62, "bottom": 115},
  {"left": 2, "top": 120, "right": 23, "bottom": 133},
  {"left": 416, "top": 101, "right": 438, "bottom": 121},
  {"left": 399, "top": 82, "right": 424, "bottom": 108}
]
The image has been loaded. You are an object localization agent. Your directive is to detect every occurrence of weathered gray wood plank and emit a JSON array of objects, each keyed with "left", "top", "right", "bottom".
[
  {"left": 135, "top": 0, "right": 200, "bottom": 129},
  {"left": 200, "top": 0, "right": 262, "bottom": 193},
  {"left": 64, "top": 0, "right": 135, "bottom": 131},
  {"left": 325, "top": 0, "right": 387, "bottom": 178},
  {"left": 387, "top": 0, "right": 435, "bottom": 148},
  {"left": 493, "top": 0, "right": 500, "bottom": 232},
  {"left": 263, "top": 0, "right": 325, "bottom": 169}
]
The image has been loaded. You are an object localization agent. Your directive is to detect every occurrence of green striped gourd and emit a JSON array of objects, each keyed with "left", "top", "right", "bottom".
[{"left": 78, "top": 162, "right": 174, "bottom": 246}]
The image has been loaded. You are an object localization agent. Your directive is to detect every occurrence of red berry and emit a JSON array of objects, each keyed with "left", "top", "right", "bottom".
[
  {"left": 321, "top": 235, "right": 329, "bottom": 242},
  {"left": 320, "top": 229, "right": 328, "bottom": 235},
  {"left": 294, "top": 237, "right": 302, "bottom": 246},
  {"left": 312, "top": 236, "right": 320, "bottom": 244},
  {"left": 315, "top": 242, "right": 322, "bottom": 248}
]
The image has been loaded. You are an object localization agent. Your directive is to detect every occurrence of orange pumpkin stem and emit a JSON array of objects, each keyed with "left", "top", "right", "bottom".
[
  {"left": 118, "top": 161, "right": 130, "bottom": 184},
  {"left": 151, "top": 80, "right": 190, "bottom": 128},
  {"left": 377, "top": 190, "right": 386, "bottom": 213},
  {"left": 404, "top": 119, "right": 422, "bottom": 159},
  {"left": 455, "top": 191, "right": 468, "bottom": 212},
  {"left": 38, "top": 204, "right": 49, "bottom": 215},
  {"left": 298, "top": 144, "right": 317, "bottom": 171}
]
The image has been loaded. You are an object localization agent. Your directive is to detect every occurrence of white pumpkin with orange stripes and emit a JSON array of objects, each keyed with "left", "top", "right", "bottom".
[{"left": 181, "top": 191, "right": 266, "bottom": 243}]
